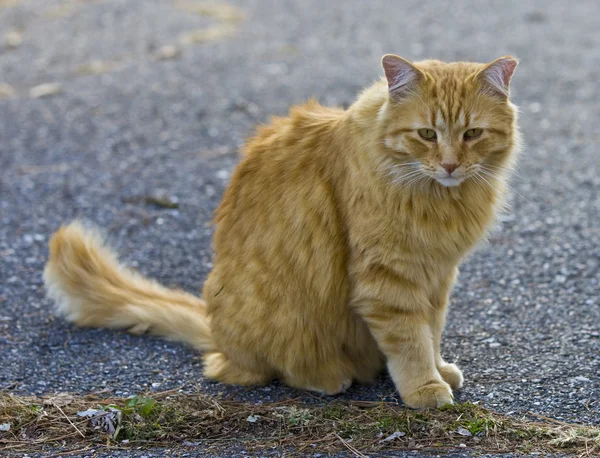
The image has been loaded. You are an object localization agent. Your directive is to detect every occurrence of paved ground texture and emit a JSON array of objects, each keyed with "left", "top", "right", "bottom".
[{"left": 1, "top": 0, "right": 599, "bottom": 456}]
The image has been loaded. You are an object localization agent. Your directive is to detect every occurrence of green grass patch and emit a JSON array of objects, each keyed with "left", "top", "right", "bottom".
[{"left": 1, "top": 391, "right": 598, "bottom": 455}]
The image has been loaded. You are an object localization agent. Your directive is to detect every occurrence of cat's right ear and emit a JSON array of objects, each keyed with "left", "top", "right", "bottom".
[
  {"left": 476, "top": 56, "right": 518, "bottom": 100},
  {"left": 381, "top": 54, "right": 423, "bottom": 100}
]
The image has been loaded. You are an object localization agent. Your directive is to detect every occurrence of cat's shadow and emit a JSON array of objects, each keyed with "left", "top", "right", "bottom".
[{"left": 205, "top": 374, "right": 408, "bottom": 406}]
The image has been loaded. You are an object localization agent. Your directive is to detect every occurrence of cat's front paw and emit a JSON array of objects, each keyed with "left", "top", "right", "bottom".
[
  {"left": 438, "top": 363, "right": 464, "bottom": 391},
  {"left": 403, "top": 380, "right": 453, "bottom": 409}
]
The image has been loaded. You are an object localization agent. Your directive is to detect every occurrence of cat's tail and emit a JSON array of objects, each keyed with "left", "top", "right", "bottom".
[{"left": 43, "top": 221, "right": 215, "bottom": 352}]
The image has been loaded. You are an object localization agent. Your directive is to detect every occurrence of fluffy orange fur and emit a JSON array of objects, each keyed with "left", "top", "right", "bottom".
[{"left": 44, "top": 55, "right": 520, "bottom": 408}]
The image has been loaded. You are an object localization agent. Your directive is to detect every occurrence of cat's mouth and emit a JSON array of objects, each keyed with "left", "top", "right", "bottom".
[{"left": 435, "top": 176, "right": 465, "bottom": 187}]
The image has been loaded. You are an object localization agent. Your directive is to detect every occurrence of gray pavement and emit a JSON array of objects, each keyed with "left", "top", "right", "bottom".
[{"left": 1, "top": 0, "right": 599, "bottom": 455}]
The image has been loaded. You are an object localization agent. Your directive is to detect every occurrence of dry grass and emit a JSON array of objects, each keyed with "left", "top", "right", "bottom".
[
  {"left": 179, "top": 25, "right": 237, "bottom": 45},
  {"left": 75, "top": 60, "right": 115, "bottom": 76},
  {"left": 1, "top": 390, "right": 599, "bottom": 456},
  {"left": 175, "top": 1, "right": 244, "bottom": 46},
  {"left": 175, "top": 1, "right": 246, "bottom": 23}
]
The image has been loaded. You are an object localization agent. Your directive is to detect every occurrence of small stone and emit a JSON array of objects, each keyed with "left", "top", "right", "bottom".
[
  {"left": 77, "top": 408, "right": 101, "bottom": 417},
  {"left": 457, "top": 427, "right": 472, "bottom": 436},
  {"left": 380, "top": 431, "right": 406, "bottom": 442},
  {"left": 183, "top": 440, "right": 200, "bottom": 446},
  {"left": 5, "top": 30, "right": 22, "bottom": 48},
  {"left": 155, "top": 45, "right": 181, "bottom": 60},
  {"left": 215, "top": 169, "right": 230, "bottom": 180},
  {"left": 0, "top": 83, "right": 16, "bottom": 98},
  {"left": 205, "top": 185, "right": 216, "bottom": 197},
  {"left": 29, "top": 83, "right": 61, "bottom": 98}
]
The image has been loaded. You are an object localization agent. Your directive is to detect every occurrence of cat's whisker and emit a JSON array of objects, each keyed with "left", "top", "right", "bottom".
[
  {"left": 403, "top": 173, "right": 430, "bottom": 189},
  {"left": 484, "top": 170, "right": 526, "bottom": 200},
  {"left": 481, "top": 164, "right": 522, "bottom": 179},
  {"left": 418, "top": 175, "right": 433, "bottom": 189},
  {"left": 380, "top": 162, "right": 420, "bottom": 174},
  {"left": 479, "top": 165, "right": 505, "bottom": 175},
  {"left": 385, "top": 162, "right": 425, "bottom": 185},
  {"left": 386, "top": 165, "right": 418, "bottom": 174},
  {"left": 473, "top": 172, "right": 494, "bottom": 189},
  {"left": 478, "top": 169, "right": 499, "bottom": 180},
  {"left": 481, "top": 163, "right": 509, "bottom": 171},
  {"left": 390, "top": 164, "right": 424, "bottom": 179},
  {"left": 401, "top": 177, "right": 419, "bottom": 188},
  {"left": 390, "top": 170, "right": 421, "bottom": 179},
  {"left": 392, "top": 171, "right": 423, "bottom": 186},
  {"left": 479, "top": 170, "right": 527, "bottom": 202},
  {"left": 386, "top": 164, "right": 415, "bottom": 171},
  {"left": 479, "top": 165, "right": 527, "bottom": 201},
  {"left": 387, "top": 161, "right": 421, "bottom": 169},
  {"left": 471, "top": 173, "right": 489, "bottom": 188},
  {"left": 478, "top": 169, "right": 518, "bottom": 191},
  {"left": 389, "top": 164, "right": 420, "bottom": 173},
  {"left": 469, "top": 174, "right": 490, "bottom": 194}
]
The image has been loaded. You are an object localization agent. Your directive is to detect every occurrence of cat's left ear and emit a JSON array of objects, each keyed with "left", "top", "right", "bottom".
[
  {"left": 477, "top": 56, "right": 519, "bottom": 99},
  {"left": 381, "top": 54, "right": 424, "bottom": 100}
]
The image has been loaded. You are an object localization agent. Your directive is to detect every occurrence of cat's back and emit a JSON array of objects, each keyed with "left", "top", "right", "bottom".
[
  {"left": 214, "top": 100, "right": 347, "bottom": 226},
  {"left": 241, "top": 100, "right": 346, "bottom": 158}
]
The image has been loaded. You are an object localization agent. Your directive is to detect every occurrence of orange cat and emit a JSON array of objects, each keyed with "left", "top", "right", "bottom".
[{"left": 44, "top": 54, "right": 520, "bottom": 408}]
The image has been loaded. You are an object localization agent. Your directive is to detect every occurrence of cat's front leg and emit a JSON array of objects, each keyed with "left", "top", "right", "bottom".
[
  {"left": 356, "top": 298, "right": 453, "bottom": 409},
  {"left": 430, "top": 268, "right": 463, "bottom": 391},
  {"left": 430, "top": 305, "right": 464, "bottom": 391}
]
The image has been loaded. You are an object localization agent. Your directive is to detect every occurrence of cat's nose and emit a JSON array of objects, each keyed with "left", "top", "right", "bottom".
[{"left": 441, "top": 162, "right": 459, "bottom": 175}]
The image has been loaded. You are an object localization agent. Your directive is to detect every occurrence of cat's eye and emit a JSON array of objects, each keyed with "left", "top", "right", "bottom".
[
  {"left": 463, "top": 128, "right": 483, "bottom": 140},
  {"left": 418, "top": 129, "right": 437, "bottom": 141}
]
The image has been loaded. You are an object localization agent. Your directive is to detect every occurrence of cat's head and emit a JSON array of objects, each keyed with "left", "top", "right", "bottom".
[{"left": 377, "top": 55, "right": 519, "bottom": 188}]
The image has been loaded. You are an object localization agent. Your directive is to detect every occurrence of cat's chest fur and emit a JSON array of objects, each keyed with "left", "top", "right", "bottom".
[
  {"left": 345, "top": 178, "right": 501, "bottom": 295},
  {"left": 398, "top": 186, "right": 498, "bottom": 256}
]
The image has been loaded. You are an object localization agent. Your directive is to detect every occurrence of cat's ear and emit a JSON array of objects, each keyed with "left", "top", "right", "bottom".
[
  {"left": 477, "top": 56, "right": 518, "bottom": 99},
  {"left": 381, "top": 54, "right": 424, "bottom": 100}
]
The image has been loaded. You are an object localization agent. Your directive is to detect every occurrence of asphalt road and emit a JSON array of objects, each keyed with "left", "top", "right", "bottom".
[{"left": 1, "top": 0, "right": 599, "bottom": 456}]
